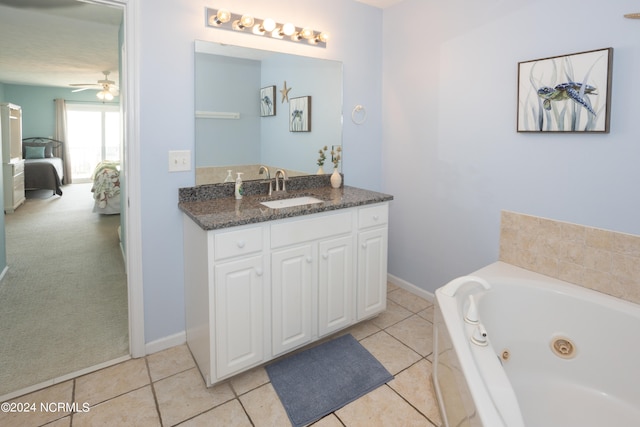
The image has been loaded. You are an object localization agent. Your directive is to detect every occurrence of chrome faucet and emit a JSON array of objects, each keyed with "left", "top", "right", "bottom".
[
  {"left": 274, "top": 169, "right": 288, "bottom": 192},
  {"left": 258, "top": 165, "right": 273, "bottom": 195}
]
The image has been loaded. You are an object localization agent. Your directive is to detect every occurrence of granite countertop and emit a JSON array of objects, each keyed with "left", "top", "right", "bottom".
[{"left": 179, "top": 180, "right": 393, "bottom": 231}]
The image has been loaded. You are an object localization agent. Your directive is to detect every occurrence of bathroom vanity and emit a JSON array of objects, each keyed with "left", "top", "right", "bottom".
[{"left": 179, "top": 179, "right": 392, "bottom": 386}]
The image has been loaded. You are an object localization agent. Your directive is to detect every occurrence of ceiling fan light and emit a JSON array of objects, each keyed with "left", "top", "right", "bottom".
[{"left": 97, "top": 90, "right": 113, "bottom": 101}]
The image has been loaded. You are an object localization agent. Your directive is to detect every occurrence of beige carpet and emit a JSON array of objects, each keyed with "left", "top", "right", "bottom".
[{"left": 0, "top": 183, "right": 128, "bottom": 397}]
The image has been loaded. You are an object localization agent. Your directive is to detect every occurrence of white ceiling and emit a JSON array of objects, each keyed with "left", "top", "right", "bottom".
[
  {"left": 0, "top": 0, "right": 121, "bottom": 90},
  {"left": 354, "top": 0, "right": 404, "bottom": 8}
]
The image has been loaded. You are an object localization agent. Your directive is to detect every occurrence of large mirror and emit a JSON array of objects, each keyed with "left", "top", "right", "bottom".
[{"left": 195, "top": 40, "right": 343, "bottom": 185}]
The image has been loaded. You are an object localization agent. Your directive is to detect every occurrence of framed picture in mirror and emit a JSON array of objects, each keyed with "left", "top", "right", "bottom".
[
  {"left": 260, "top": 85, "right": 276, "bottom": 117},
  {"left": 290, "top": 96, "right": 311, "bottom": 132}
]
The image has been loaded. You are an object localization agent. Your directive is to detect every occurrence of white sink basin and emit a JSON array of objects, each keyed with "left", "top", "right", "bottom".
[{"left": 260, "top": 196, "right": 323, "bottom": 209}]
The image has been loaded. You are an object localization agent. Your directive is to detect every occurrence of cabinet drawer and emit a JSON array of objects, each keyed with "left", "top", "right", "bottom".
[
  {"left": 13, "top": 160, "right": 24, "bottom": 175},
  {"left": 271, "top": 211, "right": 353, "bottom": 248},
  {"left": 13, "top": 172, "right": 24, "bottom": 189},
  {"left": 13, "top": 175, "right": 24, "bottom": 193},
  {"left": 358, "top": 204, "right": 388, "bottom": 229},
  {"left": 214, "top": 227, "right": 263, "bottom": 261}
]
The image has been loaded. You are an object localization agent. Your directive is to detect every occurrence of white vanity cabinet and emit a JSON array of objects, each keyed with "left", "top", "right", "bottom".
[
  {"left": 357, "top": 204, "right": 389, "bottom": 319},
  {"left": 270, "top": 210, "right": 355, "bottom": 356},
  {"left": 183, "top": 202, "right": 388, "bottom": 387},
  {"left": 183, "top": 219, "right": 268, "bottom": 386}
]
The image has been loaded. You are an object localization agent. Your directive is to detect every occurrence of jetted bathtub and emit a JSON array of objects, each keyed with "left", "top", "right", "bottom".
[{"left": 432, "top": 261, "right": 640, "bottom": 427}]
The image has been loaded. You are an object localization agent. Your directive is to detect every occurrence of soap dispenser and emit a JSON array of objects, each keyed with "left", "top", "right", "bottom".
[{"left": 234, "top": 172, "right": 244, "bottom": 200}]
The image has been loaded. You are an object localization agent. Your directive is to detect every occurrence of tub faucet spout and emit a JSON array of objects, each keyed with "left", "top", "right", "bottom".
[{"left": 439, "top": 275, "right": 491, "bottom": 297}]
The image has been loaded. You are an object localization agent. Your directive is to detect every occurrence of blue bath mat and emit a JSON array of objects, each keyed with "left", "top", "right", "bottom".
[{"left": 266, "top": 334, "right": 393, "bottom": 427}]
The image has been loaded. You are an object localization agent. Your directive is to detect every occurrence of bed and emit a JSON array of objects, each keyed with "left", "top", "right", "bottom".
[
  {"left": 22, "top": 137, "right": 65, "bottom": 196},
  {"left": 91, "top": 160, "right": 121, "bottom": 214}
]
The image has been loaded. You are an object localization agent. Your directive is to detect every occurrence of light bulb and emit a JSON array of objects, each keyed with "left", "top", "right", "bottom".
[
  {"left": 209, "top": 8, "right": 231, "bottom": 25},
  {"left": 241, "top": 15, "right": 254, "bottom": 27},
  {"left": 300, "top": 28, "right": 314, "bottom": 39},
  {"left": 262, "top": 18, "right": 276, "bottom": 32},
  {"left": 282, "top": 22, "right": 296, "bottom": 36},
  {"left": 316, "top": 32, "right": 329, "bottom": 43},
  {"left": 97, "top": 90, "right": 113, "bottom": 101},
  {"left": 216, "top": 9, "right": 231, "bottom": 23}
]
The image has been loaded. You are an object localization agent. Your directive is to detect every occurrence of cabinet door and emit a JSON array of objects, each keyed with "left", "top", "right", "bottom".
[
  {"left": 357, "top": 227, "right": 388, "bottom": 320},
  {"left": 318, "top": 235, "right": 354, "bottom": 337},
  {"left": 271, "top": 244, "right": 314, "bottom": 356},
  {"left": 214, "top": 255, "right": 264, "bottom": 379}
]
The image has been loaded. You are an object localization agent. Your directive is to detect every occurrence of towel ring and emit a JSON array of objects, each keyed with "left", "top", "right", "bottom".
[{"left": 351, "top": 104, "right": 367, "bottom": 125}]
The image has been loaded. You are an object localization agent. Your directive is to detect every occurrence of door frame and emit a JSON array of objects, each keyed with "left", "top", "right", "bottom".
[{"left": 90, "top": 0, "right": 145, "bottom": 357}]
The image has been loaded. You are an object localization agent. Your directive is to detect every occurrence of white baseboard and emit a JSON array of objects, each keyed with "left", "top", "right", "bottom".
[
  {"left": 387, "top": 273, "right": 435, "bottom": 302},
  {"left": 145, "top": 331, "right": 187, "bottom": 355}
]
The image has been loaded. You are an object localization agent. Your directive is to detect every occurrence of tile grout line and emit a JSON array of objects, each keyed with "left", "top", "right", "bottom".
[{"left": 144, "top": 357, "right": 165, "bottom": 427}]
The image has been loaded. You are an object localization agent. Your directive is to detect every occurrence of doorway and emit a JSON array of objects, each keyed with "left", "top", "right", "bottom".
[{"left": 0, "top": 0, "right": 143, "bottom": 401}]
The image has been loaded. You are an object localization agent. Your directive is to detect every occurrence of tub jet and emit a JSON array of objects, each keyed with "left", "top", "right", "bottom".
[{"left": 551, "top": 336, "right": 576, "bottom": 359}]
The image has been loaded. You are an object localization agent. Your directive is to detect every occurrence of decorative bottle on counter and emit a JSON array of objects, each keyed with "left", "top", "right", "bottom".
[
  {"left": 235, "top": 172, "right": 244, "bottom": 200},
  {"left": 224, "top": 170, "right": 233, "bottom": 182},
  {"left": 330, "top": 168, "right": 342, "bottom": 188}
]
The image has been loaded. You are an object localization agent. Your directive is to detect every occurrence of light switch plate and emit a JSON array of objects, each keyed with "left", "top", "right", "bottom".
[{"left": 168, "top": 150, "right": 191, "bottom": 172}]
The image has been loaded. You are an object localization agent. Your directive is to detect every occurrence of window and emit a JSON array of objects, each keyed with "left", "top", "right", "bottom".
[{"left": 66, "top": 103, "right": 121, "bottom": 182}]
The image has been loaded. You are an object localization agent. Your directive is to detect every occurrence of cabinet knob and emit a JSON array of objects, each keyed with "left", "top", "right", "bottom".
[
  {"left": 255, "top": 268, "right": 263, "bottom": 276},
  {"left": 373, "top": 215, "right": 379, "bottom": 221},
  {"left": 361, "top": 242, "right": 367, "bottom": 249},
  {"left": 306, "top": 256, "right": 313, "bottom": 263},
  {"left": 236, "top": 240, "right": 246, "bottom": 248},
  {"left": 322, "top": 253, "right": 328, "bottom": 259}
]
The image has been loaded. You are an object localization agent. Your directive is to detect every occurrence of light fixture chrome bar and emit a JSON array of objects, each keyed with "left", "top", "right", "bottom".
[{"left": 205, "top": 8, "right": 328, "bottom": 48}]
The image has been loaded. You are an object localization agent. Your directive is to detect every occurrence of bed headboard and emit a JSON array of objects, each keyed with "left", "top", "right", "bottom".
[{"left": 22, "top": 137, "right": 63, "bottom": 159}]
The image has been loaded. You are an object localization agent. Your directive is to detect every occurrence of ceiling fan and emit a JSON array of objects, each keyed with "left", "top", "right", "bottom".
[{"left": 70, "top": 71, "right": 119, "bottom": 100}]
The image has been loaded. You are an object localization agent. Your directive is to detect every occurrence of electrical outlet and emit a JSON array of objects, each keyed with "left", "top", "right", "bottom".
[{"left": 168, "top": 150, "right": 191, "bottom": 172}]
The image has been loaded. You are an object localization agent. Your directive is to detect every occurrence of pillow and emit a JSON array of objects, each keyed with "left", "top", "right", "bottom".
[
  {"left": 23, "top": 142, "right": 53, "bottom": 158},
  {"left": 25, "top": 145, "right": 46, "bottom": 159}
]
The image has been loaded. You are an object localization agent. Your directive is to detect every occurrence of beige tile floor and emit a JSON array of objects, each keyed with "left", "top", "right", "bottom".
[{"left": 0, "top": 284, "right": 442, "bottom": 427}]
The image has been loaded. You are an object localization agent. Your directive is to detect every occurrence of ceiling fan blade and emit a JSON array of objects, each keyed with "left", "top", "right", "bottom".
[{"left": 71, "top": 87, "right": 92, "bottom": 93}]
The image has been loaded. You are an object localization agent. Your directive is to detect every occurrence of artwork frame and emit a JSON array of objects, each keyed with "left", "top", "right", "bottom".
[
  {"left": 289, "top": 96, "right": 311, "bottom": 132},
  {"left": 260, "top": 85, "right": 276, "bottom": 117},
  {"left": 517, "top": 47, "right": 613, "bottom": 133}
]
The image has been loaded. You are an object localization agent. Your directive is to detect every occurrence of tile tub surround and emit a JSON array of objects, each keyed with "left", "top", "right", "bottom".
[
  {"left": 499, "top": 211, "right": 640, "bottom": 305},
  {"left": 179, "top": 175, "right": 393, "bottom": 230}
]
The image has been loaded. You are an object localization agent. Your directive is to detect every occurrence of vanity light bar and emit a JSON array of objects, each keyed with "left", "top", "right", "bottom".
[{"left": 205, "top": 8, "right": 328, "bottom": 48}]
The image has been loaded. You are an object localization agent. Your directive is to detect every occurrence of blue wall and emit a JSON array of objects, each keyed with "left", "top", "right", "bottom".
[
  {"left": 2, "top": 84, "right": 118, "bottom": 137},
  {"left": 383, "top": 0, "right": 640, "bottom": 292},
  {"left": 137, "top": 0, "right": 383, "bottom": 343}
]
